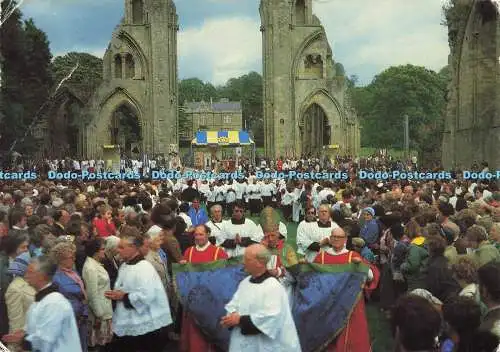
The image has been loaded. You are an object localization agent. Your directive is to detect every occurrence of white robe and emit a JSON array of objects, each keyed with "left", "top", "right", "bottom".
[
  {"left": 225, "top": 276, "right": 302, "bottom": 352},
  {"left": 113, "top": 259, "right": 172, "bottom": 336},
  {"left": 25, "top": 291, "right": 82, "bottom": 352},
  {"left": 219, "top": 219, "right": 260, "bottom": 257},
  {"left": 206, "top": 219, "right": 226, "bottom": 243},
  {"left": 297, "top": 221, "right": 339, "bottom": 262},
  {"left": 292, "top": 188, "right": 303, "bottom": 223}
]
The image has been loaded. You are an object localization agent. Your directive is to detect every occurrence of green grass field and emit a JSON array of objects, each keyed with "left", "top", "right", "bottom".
[{"left": 245, "top": 211, "right": 394, "bottom": 352}]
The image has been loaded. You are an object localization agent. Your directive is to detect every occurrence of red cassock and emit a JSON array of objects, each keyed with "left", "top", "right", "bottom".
[
  {"left": 313, "top": 250, "right": 380, "bottom": 352},
  {"left": 180, "top": 244, "right": 228, "bottom": 352}
]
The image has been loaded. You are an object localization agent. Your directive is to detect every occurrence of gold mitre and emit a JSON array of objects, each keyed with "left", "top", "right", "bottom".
[{"left": 260, "top": 206, "right": 280, "bottom": 233}]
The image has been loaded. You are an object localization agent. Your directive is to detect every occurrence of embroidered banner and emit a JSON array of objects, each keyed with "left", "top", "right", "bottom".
[{"left": 173, "top": 261, "right": 369, "bottom": 352}]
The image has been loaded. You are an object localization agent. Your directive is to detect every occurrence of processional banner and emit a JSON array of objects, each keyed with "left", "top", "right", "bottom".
[{"left": 173, "top": 259, "right": 369, "bottom": 352}]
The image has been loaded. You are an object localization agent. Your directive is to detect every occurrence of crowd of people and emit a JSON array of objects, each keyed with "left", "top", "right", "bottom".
[{"left": 0, "top": 160, "right": 499, "bottom": 351}]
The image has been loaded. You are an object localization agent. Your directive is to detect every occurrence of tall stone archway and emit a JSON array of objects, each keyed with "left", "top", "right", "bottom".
[
  {"left": 298, "top": 89, "right": 344, "bottom": 155},
  {"left": 260, "top": 0, "right": 359, "bottom": 158},
  {"left": 84, "top": 0, "right": 178, "bottom": 158}
]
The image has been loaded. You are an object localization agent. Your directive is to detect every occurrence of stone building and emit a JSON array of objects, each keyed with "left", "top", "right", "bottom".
[
  {"left": 442, "top": 0, "right": 499, "bottom": 168},
  {"left": 179, "top": 98, "right": 243, "bottom": 145},
  {"left": 83, "top": 0, "right": 178, "bottom": 158},
  {"left": 259, "top": 0, "right": 360, "bottom": 159}
]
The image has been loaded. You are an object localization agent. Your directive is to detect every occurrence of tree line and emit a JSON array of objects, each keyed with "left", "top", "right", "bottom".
[{"left": 1, "top": 0, "right": 451, "bottom": 159}]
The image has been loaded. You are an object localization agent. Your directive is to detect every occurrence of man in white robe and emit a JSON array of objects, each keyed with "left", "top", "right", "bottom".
[
  {"left": 2, "top": 256, "right": 82, "bottom": 352},
  {"left": 297, "top": 204, "right": 339, "bottom": 262},
  {"left": 219, "top": 201, "right": 260, "bottom": 257},
  {"left": 105, "top": 230, "right": 172, "bottom": 352},
  {"left": 220, "top": 244, "right": 301, "bottom": 352},
  {"left": 206, "top": 204, "right": 226, "bottom": 244}
]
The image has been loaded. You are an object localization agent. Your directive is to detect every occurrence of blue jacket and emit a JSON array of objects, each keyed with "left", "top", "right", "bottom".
[
  {"left": 53, "top": 270, "right": 88, "bottom": 319},
  {"left": 188, "top": 207, "right": 208, "bottom": 226}
]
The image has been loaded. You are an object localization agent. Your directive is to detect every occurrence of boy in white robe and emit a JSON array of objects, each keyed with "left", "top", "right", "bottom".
[
  {"left": 220, "top": 244, "right": 301, "bottom": 352},
  {"left": 2, "top": 256, "right": 82, "bottom": 352}
]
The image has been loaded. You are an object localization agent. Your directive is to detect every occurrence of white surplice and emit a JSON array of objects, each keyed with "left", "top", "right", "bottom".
[
  {"left": 296, "top": 221, "right": 339, "bottom": 262},
  {"left": 225, "top": 276, "right": 302, "bottom": 352},
  {"left": 206, "top": 219, "right": 226, "bottom": 243},
  {"left": 25, "top": 292, "right": 82, "bottom": 352},
  {"left": 113, "top": 259, "right": 172, "bottom": 336},
  {"left": 219, "top": 219, "right": 260, "bottom": 257}
]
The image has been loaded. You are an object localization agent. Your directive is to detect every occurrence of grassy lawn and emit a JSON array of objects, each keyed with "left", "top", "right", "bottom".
[{"left": 244, "top": 210, "right": 394, "bottom": 352}]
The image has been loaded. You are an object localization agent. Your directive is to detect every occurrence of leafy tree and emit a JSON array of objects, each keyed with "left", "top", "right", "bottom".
[
  {"left": 353, "top": 65, "right": 447, "bottom": 162},
  {"left": 22, "top": 19, "right": 53, "bottom": 124},
  {"left": 217, "top": 71, "right": 263, "bottom": 146},
  {"left": 50, "top": 52, "right": 103, "bottom": 99},
  {"left": 0, "top": 0, "right": 26, "bottom": 151},
  {"left": 179, "top": 78, "right": 218, "bottom": 104}
]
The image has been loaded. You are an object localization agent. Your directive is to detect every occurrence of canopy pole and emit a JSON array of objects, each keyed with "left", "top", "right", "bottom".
[{"left": 253, "top": 143, "right": 256, "bottom": 165}]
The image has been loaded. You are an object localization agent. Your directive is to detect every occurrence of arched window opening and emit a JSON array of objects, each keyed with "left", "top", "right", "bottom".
[
  {"left": 295, "top": 0, "right": 306, "bottom": 25},
  {"left": 132, "top": 0, "right": 144, "bottom": 24},
  {"left": 303, "top": 54, "right": 323, "bottom": 78},
  {"left": 114, "top": 55, "right": 122, "bottom": 79},
  {"left": 125, "top": 54, "right": 135, "bottom": 79}
]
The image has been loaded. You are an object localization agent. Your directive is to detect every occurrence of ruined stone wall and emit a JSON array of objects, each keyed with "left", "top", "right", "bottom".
[
  {"left": 84, "top": 0, "right": 178, "bottom": 158},
  {"left": 442, "top": 0, "right": 500, "bottom": 168},
  {"left": 260, "top": 0, "right": 359, "bottom": 159}
]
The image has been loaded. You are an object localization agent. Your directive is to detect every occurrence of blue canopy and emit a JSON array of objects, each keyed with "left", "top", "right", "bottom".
[{"left": 192, "top": 130, "right": 254, "bottom": 146}]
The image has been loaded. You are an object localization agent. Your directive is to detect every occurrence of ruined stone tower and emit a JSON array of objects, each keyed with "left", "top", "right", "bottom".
[
  {"left": 442, "top": 0, "right": 499, "bottom": 168},
  {"left": 259, "top": 0, "right": 360, "bottom": 159},
  {"left": 84, "top": 0, "right": 178, "bottom": 158}
]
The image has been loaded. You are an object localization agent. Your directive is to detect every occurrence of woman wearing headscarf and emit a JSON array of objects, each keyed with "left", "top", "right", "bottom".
[{"left": 5, "top": 252, "right": 36, "bottom": 352}]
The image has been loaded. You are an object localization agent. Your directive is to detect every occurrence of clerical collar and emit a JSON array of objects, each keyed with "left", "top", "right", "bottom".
[
  {"left": 325, "top": 247, "right": 348, "bottom": 256},
  {"left": 126, "top": 255, "right": 144, "bottom": 265},
  {"left": 211, "top": 219, "right": 223, "bottom": 224},
  {"left": 231, "top": 217, "right": 245, "bottom": 225},
  {"left": 317, "top": 220, "right": 331, "bottom": 228},
  {"left": 195, "top": 242, "right": 211, "bottom": 251},
  {"left": 35, "top": 283, "right": 58, "bottom": 302},
  {"left": 249, "top": 271, "right": 272, "bottom": 284}
]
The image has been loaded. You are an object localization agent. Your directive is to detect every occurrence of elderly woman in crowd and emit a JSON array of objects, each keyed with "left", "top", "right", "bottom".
[
  {"left": 5, "top": 252, "right": 36, "bottom": 352},
  {"left": 82, "top": 238, "right": 113, "bottom": 351},
  {"left": 102, "top": 236, "right": 120, "bottom": 290},
  {"left": 51, "top": 241, "right": 89, "bottom": 351},
  {"left": 145, "top": 226, "right": 168, "bottom": 292}
]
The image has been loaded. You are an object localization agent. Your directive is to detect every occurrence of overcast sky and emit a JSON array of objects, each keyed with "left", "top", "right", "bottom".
[{"left": 19, "top": 0, "right": 450, "bottom": 86}]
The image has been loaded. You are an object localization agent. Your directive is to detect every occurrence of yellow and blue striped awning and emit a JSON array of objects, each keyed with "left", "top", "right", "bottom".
[{"left": 192, "top": 130, "right": 254, "bottom": 146}]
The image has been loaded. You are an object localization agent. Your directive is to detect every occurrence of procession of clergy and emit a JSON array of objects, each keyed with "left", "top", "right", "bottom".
[{"left": 1, "top": 175, "right": 500, "bottom": 352}]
